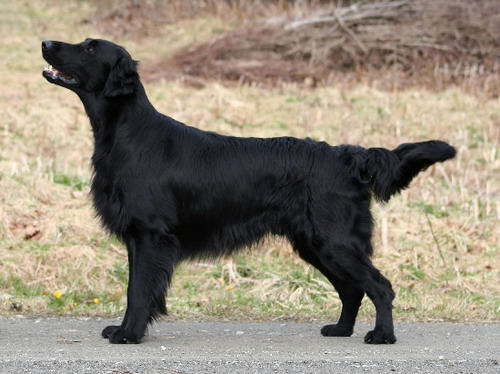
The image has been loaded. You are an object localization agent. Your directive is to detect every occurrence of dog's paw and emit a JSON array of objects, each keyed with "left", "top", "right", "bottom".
[
  {"left": 101, "top": 325, "right": 122, "bottom": 338},
  {"left": 364, "top": 329, "right": 396, "bottom": 344},
  {"left": 107, "top": 327, "right": 142, "bottom": 344},
  {"left": 321, "top": 324, "right": 353, "bottom": 337}
]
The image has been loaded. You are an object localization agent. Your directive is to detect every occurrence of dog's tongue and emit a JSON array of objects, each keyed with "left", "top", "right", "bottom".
[
  {"left": 59, "top": 71, "right": 73, "bottom": 79},
  {"left": 45, "top": 65, "right": 73, "bottom": 79}
]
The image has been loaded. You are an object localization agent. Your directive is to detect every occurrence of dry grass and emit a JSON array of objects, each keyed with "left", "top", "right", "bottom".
[{"left": 0, "top": 0, "right": 498, "bottom": 322}]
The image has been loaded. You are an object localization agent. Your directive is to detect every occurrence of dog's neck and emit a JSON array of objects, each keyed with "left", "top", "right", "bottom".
[{"left": 77, "top": 81, "right": 156, "bottom": 140}]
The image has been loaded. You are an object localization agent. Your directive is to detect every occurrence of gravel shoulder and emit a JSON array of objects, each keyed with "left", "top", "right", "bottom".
[{"left": 0, "top": 317, "right": 499, "bottom": 373}]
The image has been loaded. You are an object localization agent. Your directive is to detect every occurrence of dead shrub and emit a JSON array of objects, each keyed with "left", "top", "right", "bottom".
[{"left": 138, "top": 0, "right": 500, "bottom": 95}]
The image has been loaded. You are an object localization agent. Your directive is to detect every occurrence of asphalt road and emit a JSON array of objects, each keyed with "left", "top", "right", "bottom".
[{"left": 0, "top": 316, "right": 498, "bottom": 373}]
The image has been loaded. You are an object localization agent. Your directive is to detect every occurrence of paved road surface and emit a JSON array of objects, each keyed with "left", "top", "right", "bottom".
[{"left": 0, "top": 317, "right": 498, "bottom": 373}]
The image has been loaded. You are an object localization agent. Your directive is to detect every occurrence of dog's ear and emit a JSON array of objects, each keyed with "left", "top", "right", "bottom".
[{"left": 103, "top": 57, "right": 139, "bottom": 97}]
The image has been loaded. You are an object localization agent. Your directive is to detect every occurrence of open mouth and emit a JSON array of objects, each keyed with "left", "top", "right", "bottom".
[{"left": 43, "top": 64, "right": 78, "bottom": 85}]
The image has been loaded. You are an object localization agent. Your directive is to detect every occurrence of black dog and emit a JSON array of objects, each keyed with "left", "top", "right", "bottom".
[{"left": 42, "top": 38, "right": 455, "bottom": 344}]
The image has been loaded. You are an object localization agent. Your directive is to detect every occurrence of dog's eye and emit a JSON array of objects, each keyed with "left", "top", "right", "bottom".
[{"left": 84, "top": 45, "right": 95, "bottom": 54}]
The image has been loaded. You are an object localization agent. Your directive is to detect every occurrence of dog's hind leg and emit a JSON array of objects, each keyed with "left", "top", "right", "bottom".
[
  {"left": 321, "top": 278, "right": 364, "bottom": 337},
  {"left": 291, "top": 203, "right": 396, "bottom": 344},
  {"left": 359, "top": 263, "right": 396, "bottom": 344},
  {"left": 296, "top": 247, "right": 364, "bottom": 337},
  {"left": 105, "top": 232, "right": 178, "bottom": 344},
  {"left": 316, "top": 244, "right": 396, "bottom": 344},
  {"left": 326, "top": 194, "right": 395, "bottom": 342}
]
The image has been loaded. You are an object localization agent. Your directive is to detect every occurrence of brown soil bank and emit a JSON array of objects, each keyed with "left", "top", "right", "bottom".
[{"left": 140, "top": 0, "right": 500, "bottom": 95}]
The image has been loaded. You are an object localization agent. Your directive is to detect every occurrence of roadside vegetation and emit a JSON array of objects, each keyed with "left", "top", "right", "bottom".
[{"left": 0, "top": 0, "right": 498, "bottom": 322}]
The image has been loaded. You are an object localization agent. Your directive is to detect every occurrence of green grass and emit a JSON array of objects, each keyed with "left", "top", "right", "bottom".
[{"left": 53, "top": 174, "right": 88, "bottom": 191}]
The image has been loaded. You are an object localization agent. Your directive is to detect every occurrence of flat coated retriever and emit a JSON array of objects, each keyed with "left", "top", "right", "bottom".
[{"left": 42, "top": 38, "right": 456, "bottom": 344}]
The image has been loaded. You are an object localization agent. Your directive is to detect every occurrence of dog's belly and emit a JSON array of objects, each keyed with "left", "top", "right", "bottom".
[{"left": 174, "top": 211, "right": 280, "bottom": 258}]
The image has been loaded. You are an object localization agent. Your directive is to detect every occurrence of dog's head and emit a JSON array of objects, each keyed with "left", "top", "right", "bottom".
[{"left": 42, "top": 38, "right": 139, "bottom": 97}]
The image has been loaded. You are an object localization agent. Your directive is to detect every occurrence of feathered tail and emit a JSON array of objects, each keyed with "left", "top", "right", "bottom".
[{"left": 357, "top": 140, "right": 456, "bottom": 202}]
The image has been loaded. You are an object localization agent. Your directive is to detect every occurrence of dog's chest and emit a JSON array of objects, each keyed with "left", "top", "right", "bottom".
[
  {"left": 90, "top": 149, "right": 135, "bottom": 235},
  {"left": 90, "top": 168, "right": 127, "bottom": 234},
  {"left": 91, "top": 153, "right": 165, "bottom": 236}
]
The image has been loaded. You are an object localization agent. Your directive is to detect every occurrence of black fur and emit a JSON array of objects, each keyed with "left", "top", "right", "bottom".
[{"left": 42, "top": 38, "right": 456, "bottom": 345}]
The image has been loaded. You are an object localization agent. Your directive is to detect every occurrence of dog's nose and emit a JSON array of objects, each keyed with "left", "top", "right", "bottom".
[{"left": 42, "top": 40, "right": 53, "bottom": 50}]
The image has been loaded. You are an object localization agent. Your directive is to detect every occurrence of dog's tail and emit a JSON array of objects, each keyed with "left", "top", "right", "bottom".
[{"left": 354, "top": 140, "right": 456, "bottom": 202}]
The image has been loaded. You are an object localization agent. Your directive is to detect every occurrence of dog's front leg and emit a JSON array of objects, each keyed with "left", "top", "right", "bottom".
[
  {"left": 104, "top": 232, "right": 178, "bottom": 344},
  {"left": 101, "top": 237, "right": 136, "bottom": 340}
]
